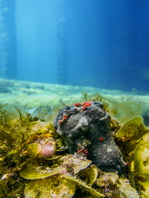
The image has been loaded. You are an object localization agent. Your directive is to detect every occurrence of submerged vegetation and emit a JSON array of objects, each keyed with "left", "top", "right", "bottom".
[{"left": 0, "top": 92, "right": 149, "bottom": 197}]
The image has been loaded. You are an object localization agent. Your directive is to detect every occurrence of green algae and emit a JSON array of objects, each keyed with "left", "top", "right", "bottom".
[
  {"left": 0, "top": 99, "right": 147, "bottom": 197},
  {"left": 115, "top": 116, "right": 149, "bottom": 197},
  {"left": 116, "top": 116, "right": 149, "bottom": 141},
  {"left": 20, "top": 161, "right": 62, "bottom": 180},
  {"left": 115, "top": 116, "right": 149, "bottom": 154},
  {"left": 20, "top": 154, "right": 92, "bottom": 180},
  {"left": 24, "top": 176, "right": 76, "bottom": 198},
  {"left": 78, "top": 165, "right": 99, "bottom": 187},
  {"left": 115, "top": 178, "right": 140, "bottom": 198},
  {"left": 131, "top": 133, "right": 149, "bottom": 197},
  {"left": 79, "top": 92, "right": 144, "bottom": 123},
  {"left": 62, "top": 174, "right": 104, "bottom": 198}
]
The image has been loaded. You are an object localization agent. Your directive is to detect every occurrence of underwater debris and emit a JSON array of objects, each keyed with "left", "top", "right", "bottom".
[{"left": 53, "top": 101, "right": 126, "bottom": 174}]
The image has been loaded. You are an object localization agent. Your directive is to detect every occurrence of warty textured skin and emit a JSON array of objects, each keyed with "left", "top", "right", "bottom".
[{"left": 54, "top": 101, "right": 126, "bottom": 174}]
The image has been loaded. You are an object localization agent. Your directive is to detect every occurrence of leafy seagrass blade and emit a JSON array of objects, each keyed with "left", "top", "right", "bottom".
[
  {"left": 24, "top": 176, "right": 76, "bottom": 198},
  {"left": 61, "top": 174, "right": 104, "bottom": 198},
  {"left": 20, "top": 160, "right": 62, "bottom": 180},
  {"left": 116, "top": 116, "right": 148, "bottom": 141},
  {"left": 115, "top": 116, "right": 149, "bottom": 153}
]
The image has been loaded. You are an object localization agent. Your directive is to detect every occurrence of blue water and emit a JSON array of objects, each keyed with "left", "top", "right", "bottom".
[{"left": 0, "top": 0, "right": 149, "bottom": 92}]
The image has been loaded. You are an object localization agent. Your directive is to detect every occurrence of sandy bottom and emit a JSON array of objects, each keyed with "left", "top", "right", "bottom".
[{"left": 0, "top": 78, "right": 149, "bottom": 116}]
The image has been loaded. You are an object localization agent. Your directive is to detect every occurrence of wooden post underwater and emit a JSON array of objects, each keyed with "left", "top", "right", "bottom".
[
  {"left": 0, "top": 0, "right": 17, "bottom": 79},
  {"left": 56, "top": 0, "right": 68, "bottom": 85}
]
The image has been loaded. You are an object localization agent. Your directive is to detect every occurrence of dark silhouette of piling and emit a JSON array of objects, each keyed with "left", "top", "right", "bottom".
[{"left": 1, "top": 0, "right": 17, "bottom": 79}]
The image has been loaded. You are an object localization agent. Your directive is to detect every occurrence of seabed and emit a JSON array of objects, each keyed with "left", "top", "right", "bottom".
[
  {"left": 0, "top": 77, "right": 149, "bottom": 123},
  {"left": 0, "top": 78, "right": 149, "bottom": 198},
  {"left": 0, "top": 77, "right": 149, "bottom": 107}
]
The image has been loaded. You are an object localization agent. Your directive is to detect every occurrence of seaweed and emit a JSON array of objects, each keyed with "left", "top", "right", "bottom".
[
  {"left": 106, "top": 96, "right": 144, "bottom": 123},
  {"left": 24, "top": 176, "right": 76, "bottom": 198},
  {"left": 81, "top": 93, "right": 144, "bottom": 123},
  {"left": 0, "top": 97, "right": 147, "bottom": 197},
  {"left": 115, "top": 116, "right": 149, "bottom": 197},
  {"left": 0, "top": 105, "right": 51, "bottom": 196}
]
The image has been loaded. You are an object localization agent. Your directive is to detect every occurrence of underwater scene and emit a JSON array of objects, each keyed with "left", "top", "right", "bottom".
[{"left": 1, "top": 0, "right": 149, "bottom": 197}]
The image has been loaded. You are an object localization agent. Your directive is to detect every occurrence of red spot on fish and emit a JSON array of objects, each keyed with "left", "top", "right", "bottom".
[
  {"left": 63, "top": 115, "right": 68, "bottom": 120},
  {"left": 99, "top": 137, "right": 104, "bottom": 142},
  {"left": 58, "top": 115, "right": 68, "bottom": 125},
  {"left": 82, "top": 101, "right": 92, "bottom": 110},
  {"left": 82, "top": 101, "right": 92, "bottom": 107},
  {"left": 73, "top": 103, "right": 82, "bottom": 107},
  {"left": 58, "top": 120, "right": 63, "bottom": 125}
]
